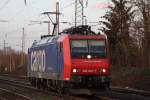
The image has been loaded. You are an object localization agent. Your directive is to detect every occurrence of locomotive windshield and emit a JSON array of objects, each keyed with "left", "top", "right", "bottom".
[
  {"left": 71, "top": 40, "right": 88, "bottom": 53},
  {"left": 71, "top": 40, "right": 106, "bottom": 59},
  {"left": 89, "top": 40, "right": 105, "bottom": 53}
]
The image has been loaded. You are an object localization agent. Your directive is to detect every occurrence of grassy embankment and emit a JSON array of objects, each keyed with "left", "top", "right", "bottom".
[{"left": 111, "top": 66, "right": 150, "bottom": 91}]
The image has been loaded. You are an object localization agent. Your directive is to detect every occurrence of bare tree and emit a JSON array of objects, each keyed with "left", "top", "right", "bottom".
[
  {"left": 100, "top": 0, "right": 135, "bottom": 66},
  {"left": 0, "top": 48, "right": 27, "bottom": 73},
  {"left": 131, "top": 0, "right": 150, "bottom": 67}
]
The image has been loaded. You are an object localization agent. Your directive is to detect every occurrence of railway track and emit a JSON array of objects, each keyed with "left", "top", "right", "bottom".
[
  {"left": 111, "top": 87, "right": 150, "bottom": 97},
  {"left": 0, "top": 78, "right": 57, "bottom": 100},
  {"left": 0, "top": 75, "right": 115, "bottom": 100},
  {"left": 93, "top": 87, "right": 150, "bottom": 100},
  {"left": 0, "top": 74, "right": 150, "bottom": 100},
  {"left": 0, "top": 87, "right": 32, "bottom": 100},
  {"left": 0, "top": 75, "right": 93, "bottom": 100}
]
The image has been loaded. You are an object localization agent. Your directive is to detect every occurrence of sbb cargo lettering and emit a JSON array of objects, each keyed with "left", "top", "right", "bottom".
[{"left": 31, "top": 50, "right": 46, "bottom": 72}]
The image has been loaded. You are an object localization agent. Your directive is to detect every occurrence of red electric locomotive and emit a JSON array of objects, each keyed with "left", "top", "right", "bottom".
[{"left": 28, "top": 25, "right": 110, "bottom": 93}]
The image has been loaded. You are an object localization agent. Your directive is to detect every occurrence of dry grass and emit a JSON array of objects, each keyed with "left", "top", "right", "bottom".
[{"left": 111, "top": 66, "right": 150, "bottom": 91}]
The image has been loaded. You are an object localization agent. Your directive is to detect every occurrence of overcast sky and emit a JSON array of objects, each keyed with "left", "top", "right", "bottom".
[{"left": 0, "top": 0, "right": 110, "bottom": 52}]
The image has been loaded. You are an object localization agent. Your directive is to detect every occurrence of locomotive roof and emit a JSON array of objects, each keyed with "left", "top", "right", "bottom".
[
  {"left": 62, "top": 25, "right": 96, "bottom": 35},
  {"left": 31, "top": 25, "right": 107, "bottom": 48},
  {"left": 31, "top": 34, "right": 107, "bottom": 48},
  {"left": 31, "top": 35, "right": 61, "bottom": 47}
]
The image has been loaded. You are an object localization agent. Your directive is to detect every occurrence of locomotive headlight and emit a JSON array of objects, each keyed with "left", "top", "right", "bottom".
[
  {"left": 87, "top": 55, "right": 91, "bottom": 59},
  {"left": 73, "top": 69, "right": 77, "bottom": 73},
  {"left": 102, "top": 68, "right": 106, "bottom": 73}
]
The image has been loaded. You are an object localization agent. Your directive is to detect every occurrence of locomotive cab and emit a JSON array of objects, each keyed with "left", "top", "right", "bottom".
[
  {"left": 67, "top": 35, "right": 110, "bottom": 88},
  {"left": 60, "top": 25, "right": 110, "bottom": 89}
]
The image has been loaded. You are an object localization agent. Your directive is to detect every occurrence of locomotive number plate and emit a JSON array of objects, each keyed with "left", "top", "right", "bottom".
[{"left": 82, "top": 70, "right": 96, "bottom": 72}]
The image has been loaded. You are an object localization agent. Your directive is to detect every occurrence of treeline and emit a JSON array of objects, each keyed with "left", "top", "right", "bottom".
[
  {"left": 100, "top": 0, "right": 150, "bottom": 67},
  {"left": 0, "top": 48, "right": 27, "bottom": 72}
]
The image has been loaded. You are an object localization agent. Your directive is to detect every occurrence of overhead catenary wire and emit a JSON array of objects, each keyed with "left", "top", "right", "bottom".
[
  {"left": 0, "top": 19, "right": 9, "bottom": 22},
  {"left": 2, "top": 1, "right": 79, "bottom": 33},
  {"left": 8, "top": 0, "right": 40, "bottom": 21},
  {"left": 0, "top": 0, "right": 11, "bottom": 11},
  {"left": 9, "top": 8, "right": 25, "bottom": 21},
  {"left": 0, "top": 1, "right": 77, "bottom": 51},
  {"left": 60, "top": 1, "right": 75, "bottom": 11}
]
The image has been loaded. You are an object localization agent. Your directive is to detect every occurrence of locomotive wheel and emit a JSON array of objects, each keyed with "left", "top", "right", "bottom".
[
  {"left": 33, "top": 78, "right": 36, "bottom": 87},
  {"left": 57, "top": 81, "right": 64, "bottom": 96},
  {"left": 36, "top": 79, "right": 41, "bottom": 89},
  {"left": 29, "top": 78, "right": 34, "bottom": 86},
  {"left": 101, "top": 82, "right": 110, "bottom": 90},
  {"left": 36, "top": 80, "right": 39, "bottom": 89},
  {"left": 43, "top": 79, "right": 48, "bottom": 90},
  {"left": 57, "top": 87, "right": 63, "bottom": 96},
  {"left": 105, "top": 82, "right": 110, "bottom": 90},
  {"left": 47, "top": 80, "right": 52, "bottom": 90},
  {"left": 64, "top": 87, "right": 71, "bottom": 96}
]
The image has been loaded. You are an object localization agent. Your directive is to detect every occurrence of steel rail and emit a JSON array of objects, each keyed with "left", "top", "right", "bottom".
[
  {"left": 1, "top": 75, "right": 150, "bottom": 99},
  {"left": 0, "top": 76, "right": 88, "bottom": 100},
  {"left": 0, "top": 87, "right": 32, "bottom": 100},
  {"left": 111, "top": 87, "right": 150, "bottom": 97}
]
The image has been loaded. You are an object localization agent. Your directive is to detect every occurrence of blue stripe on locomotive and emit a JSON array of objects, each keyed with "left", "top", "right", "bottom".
[{"left": 28, "top": 41, "right": 64, "bottom": 79}]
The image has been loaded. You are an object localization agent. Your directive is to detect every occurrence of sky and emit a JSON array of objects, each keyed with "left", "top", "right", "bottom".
[{"left": 0, "top": 0, "right": 110, "bottom": 52}]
